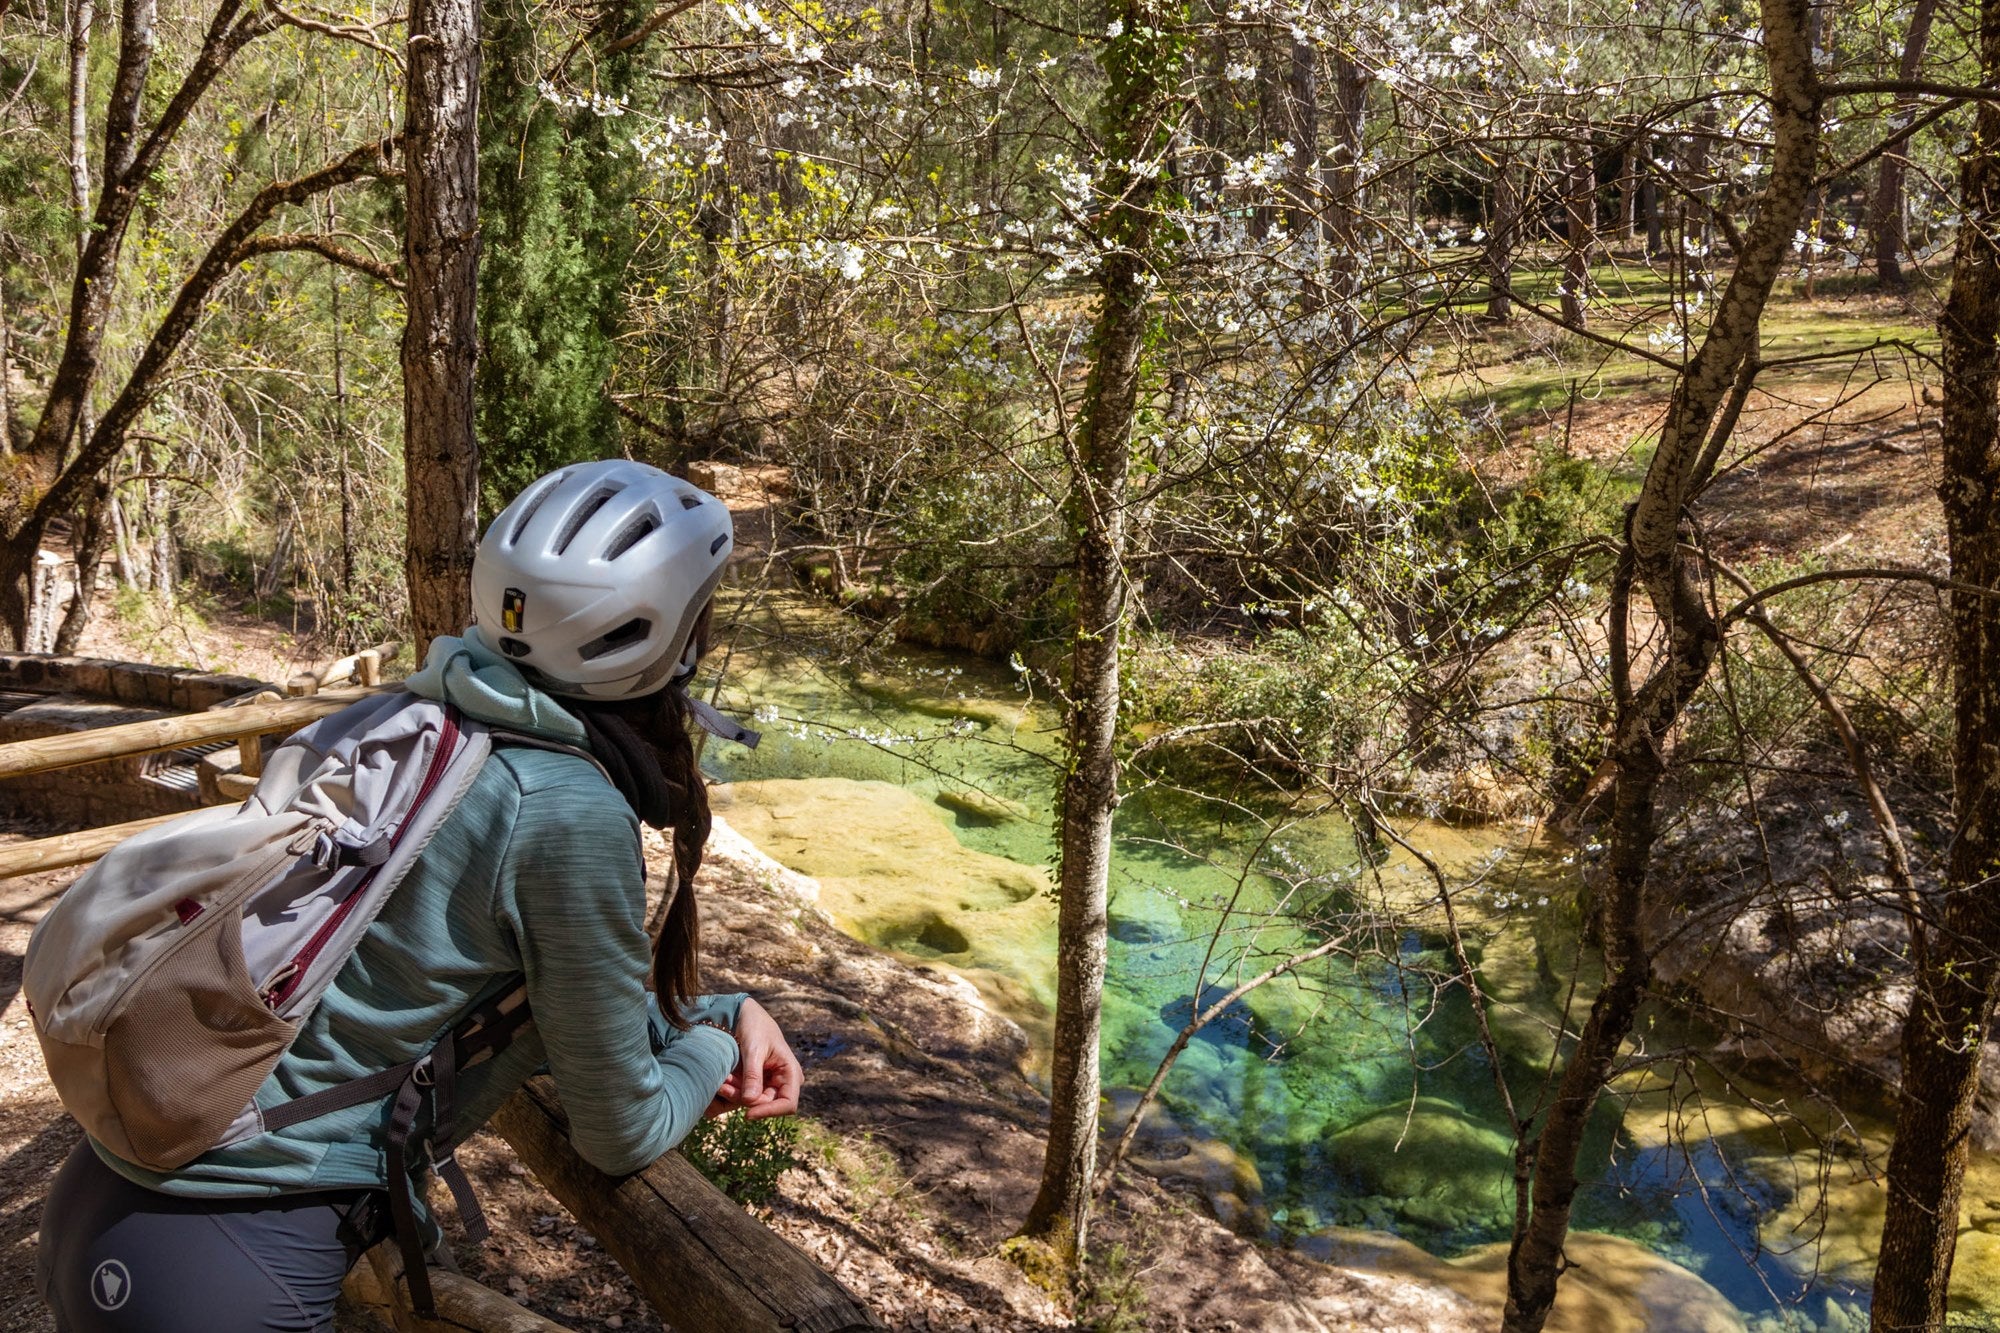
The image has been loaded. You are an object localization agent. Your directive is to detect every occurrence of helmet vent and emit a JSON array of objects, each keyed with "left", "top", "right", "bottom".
[
  {"left": 710, "top": 534, "right": 728, "bottom": 556},
  {"left": 552, "top": 485, "right": 621, "bottom": 555},
  {"left": 605, "top": 514, "right": 659, "bottom": 561},
  {"left": 678, "top": 492, "right": 703, "bottom": 510},
  {"left": 507, "top": 472, "right": 566, "bottom": 546},
  {"left": 579, "top": 617, "right": 652, "bottom": 661}
]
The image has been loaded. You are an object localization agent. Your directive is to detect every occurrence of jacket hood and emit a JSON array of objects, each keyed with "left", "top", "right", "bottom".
[{"left": 404, "top": 632, "right": 589, "bottom": 746}]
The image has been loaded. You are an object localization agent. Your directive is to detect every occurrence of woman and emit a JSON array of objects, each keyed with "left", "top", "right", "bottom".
[{"left": 36, "top": 460, "right": 800, "bottom": 1332}]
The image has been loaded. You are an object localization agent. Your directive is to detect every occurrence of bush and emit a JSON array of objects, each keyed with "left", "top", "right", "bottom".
[{"left": 678, "top": 1113, "right": 801, "bottom": 1205}]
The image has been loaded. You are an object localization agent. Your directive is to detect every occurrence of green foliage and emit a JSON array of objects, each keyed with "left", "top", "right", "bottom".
[
  {"left": 475, "top": 0, "right": 642, "bottom": 508},
  {"left": 1486, "top": 446, "right": 1634, "bottom": 559},
  {"left": 678, "top": 1112, "right": 801, "bottom": 1206},
  {"left": 1125, "top": 618, "right": 1409, "bottom": 776},
  {"left": 1077, "top": 1242, "right": 1151, "bottom": 1332}
]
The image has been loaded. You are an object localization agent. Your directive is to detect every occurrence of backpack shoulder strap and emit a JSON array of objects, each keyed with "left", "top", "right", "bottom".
[{"left": 486, "top": 729, "right": 613, "bottom": 786}]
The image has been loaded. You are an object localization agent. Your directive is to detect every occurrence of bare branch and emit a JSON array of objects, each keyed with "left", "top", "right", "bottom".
[
  {"left": 270, "top": 2, "right": 406, "bottom": 68},
  {"left": 233, "top": 233, "right": 405, "bottom": 288}
]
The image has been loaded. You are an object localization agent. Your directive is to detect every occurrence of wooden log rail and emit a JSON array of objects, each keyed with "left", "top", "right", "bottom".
[
  {"left": 0, "top": 686, "right": 377, "bottom": 783},
  {"left": 290, "top": 639, "right": 400, "bottom": 697},
  {"left": 493, "top": 1077, "right": 884, "bottom": 1333}
]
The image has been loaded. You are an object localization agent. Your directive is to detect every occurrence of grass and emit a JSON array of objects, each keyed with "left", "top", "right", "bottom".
[{"left": 1432, "top": 253, "right": 1939, "bottom": 436}]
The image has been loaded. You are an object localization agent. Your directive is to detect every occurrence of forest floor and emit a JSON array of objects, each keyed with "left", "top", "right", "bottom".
[{"left": 1453, "top": 264, "right": 1944, "bottom": 569}]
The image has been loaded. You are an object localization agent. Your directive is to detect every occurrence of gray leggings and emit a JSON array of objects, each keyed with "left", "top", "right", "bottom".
[{"left": 36, "top": 1139, "right": 388, "bottom": 1333}]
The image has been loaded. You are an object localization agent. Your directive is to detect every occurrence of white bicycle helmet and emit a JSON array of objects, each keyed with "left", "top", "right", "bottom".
[{"left": 471, "top": 460, "right": 733, "bottom": 702}]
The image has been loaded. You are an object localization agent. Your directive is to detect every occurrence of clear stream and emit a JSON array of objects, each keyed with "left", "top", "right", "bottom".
[{"left": 701, "top": 602, "right": 1989, "bottom": 1332}]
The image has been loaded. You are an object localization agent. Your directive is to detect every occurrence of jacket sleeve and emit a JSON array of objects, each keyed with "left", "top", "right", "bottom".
[{"left": 497, "top": 784, "right": 738, "bottom": 1176}]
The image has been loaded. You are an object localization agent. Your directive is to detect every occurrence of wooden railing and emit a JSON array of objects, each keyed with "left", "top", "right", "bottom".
[{"left": 0, "top": 661, "right": 883, "bottom": 1333}]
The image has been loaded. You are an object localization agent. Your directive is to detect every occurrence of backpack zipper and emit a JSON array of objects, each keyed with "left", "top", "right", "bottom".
[{"left": 261, "top": 707, "right": 463, "bottom": 1011}]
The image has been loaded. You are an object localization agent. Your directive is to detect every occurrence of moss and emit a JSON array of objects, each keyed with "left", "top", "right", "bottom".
[
  {"left": 999, "top": 1234, "right": 1073, "bottom": 1297},
  {"left": 716, "top": 776, "right": 1059, "bottom": 1053},
  {"left": 1326, "top": 1097, "right": 1515, "bottom": 1236}
]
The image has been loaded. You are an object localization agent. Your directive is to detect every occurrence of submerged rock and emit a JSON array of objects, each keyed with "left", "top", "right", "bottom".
[
  {"left": 1326, "top": 1097, "right": 1515, "bottom": 1237},
  {"left": 934, "top": 787, "right": 1035, "bottom": 824}
]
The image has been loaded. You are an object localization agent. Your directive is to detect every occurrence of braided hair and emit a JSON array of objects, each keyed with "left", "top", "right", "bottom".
[{"left": 568, "top": 605, "right": 714, "bottom": 1028}]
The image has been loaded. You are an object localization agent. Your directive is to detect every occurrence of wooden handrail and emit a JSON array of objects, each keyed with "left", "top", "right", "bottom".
[
  {"left": 0, "top": 810, "right": 189, "bottom": 879},
  {"left": 0, "top": 687, "right": 379, "bottom": 781},
  {"left": 492, "top": 1076, "right": 885, "bottom": 1333},
  {"left": 311, "top": 639, "right": 400, "bottom": 690},
  {"left": 345, "top": 1240, "right": 576, "bottom": 1332}
]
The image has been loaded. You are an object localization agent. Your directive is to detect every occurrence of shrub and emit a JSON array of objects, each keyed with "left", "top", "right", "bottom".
[{"left": 678, "top": 1113, "right": 801, "bottom": 1206}]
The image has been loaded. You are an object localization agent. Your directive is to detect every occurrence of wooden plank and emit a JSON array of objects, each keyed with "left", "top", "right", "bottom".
[
  {"left": 0, "top": 811, "right": 188, "bottom": 879},
  {"left": 491, "top": 1077, "right": 884, "bottom": 1333},
  {"left": 0, "top": 687, "right": 377, "bottom": 781}
]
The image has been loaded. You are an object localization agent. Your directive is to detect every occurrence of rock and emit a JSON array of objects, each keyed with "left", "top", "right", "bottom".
[
  {"left": 934, "top": 788, "right": 1033, "bottom": 824},
  {"left": 1325, "top": 1098, "right": 1515, "bottom": 1236}
]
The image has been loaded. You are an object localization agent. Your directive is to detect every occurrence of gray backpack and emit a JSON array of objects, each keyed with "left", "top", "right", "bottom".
[{"left": 25, "top": 690, "right": 563, "bottom": 1315}]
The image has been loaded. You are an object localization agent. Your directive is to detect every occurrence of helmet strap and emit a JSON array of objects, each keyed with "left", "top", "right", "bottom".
[{"left": 679, "top": 689, "right": 761, "bottom": 749}]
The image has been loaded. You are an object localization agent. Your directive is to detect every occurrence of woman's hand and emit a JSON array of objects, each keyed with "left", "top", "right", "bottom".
[{"left": 705, "top": 998, "right": 802, "bottom": 1120}]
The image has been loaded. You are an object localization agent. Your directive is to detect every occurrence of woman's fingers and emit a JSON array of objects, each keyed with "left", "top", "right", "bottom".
[
  {"left": 711, "top": 997, "right": 803, "bottom": 1119},
  {"left": 745, "top": 1044, "right": 802, "bottom": 1118}
]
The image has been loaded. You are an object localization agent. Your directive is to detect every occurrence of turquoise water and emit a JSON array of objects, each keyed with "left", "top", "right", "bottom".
[{"left": 701, "top": 609, "right": 1877, "bottom": 1328}]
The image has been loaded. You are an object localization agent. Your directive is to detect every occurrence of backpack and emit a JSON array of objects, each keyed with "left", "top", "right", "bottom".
[{"left": 24, "top": 689, "right": 581, "bottom": 1316}]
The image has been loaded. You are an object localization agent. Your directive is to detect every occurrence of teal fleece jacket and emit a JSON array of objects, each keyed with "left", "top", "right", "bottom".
[{"left": 96, "top": 634, "right": 744, "bottom": 1195}]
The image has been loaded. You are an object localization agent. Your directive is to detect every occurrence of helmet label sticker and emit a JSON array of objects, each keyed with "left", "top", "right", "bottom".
[{"left": 502, "top": 588, "right": 526, "bottom": 633}]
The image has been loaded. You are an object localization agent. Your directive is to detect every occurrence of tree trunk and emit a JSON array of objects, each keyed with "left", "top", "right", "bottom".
[
  {"left": 1618, "top": 143, "right": 1638, "bottom": 241},
  {"left": 1870, "top": 0, "right": 2000, "bottom": 1319},
  {"left": 1499, "top": 1, "right": 1821, "bottom": 1327},
  {"left": 1642, "top": 136, "right": 1661, "bottom": 256},
  {"left": 0, "top": 260, "right": 13, "bottom": 456},
  {"left": 1870, "top": 0, "right": 1939, "bottom": 290},
  {"left": 1286, "top": 38, "right": 1320, "bottom": 308},
  {"left": 1486, "top": 156, "right": 1519, "bottom": 320},
  {"left": 62, "top": 0, "right": 93, "bottom": 476},
  {"left": 402, "top": 0, "right": 481, "bottom": 652},
  {"left": 67, "top": 0, "right": 94, "bottom": 255},
  {"left": 1018, "top": 0, "right": 1182, "bottom": 1267},
  {"left": 144, "top": 454, "right": 173, "bottom": 607},
  {"left": 1561, "top": 140, "right": 1595, "bottom": 327},
  {"left": 1326, "top": 54, "right": 1368, "bottom": 343},
  {"left": 54, "top": 478, "right": 110, "bottom": 653}
]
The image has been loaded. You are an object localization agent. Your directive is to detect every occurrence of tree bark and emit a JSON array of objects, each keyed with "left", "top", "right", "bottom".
[
  {"left": 1642, "top": 136, "right": 1661, "bottom": 256},
  {"left": 1486, "top": 155, "right": 1519, "bottom": 320},
  {"left": 1326, "top": 54, "right": 1368, "bottom": 343},
  {"left": 67, "top": 0, "right": 94, "bottom": 260},
  {"left": 1561, "top": 140, "right": 1595, "bottom": 327},
  {"left": 1286, "top": 38, "right": 1320, "bottom": 308},
  {"left": 54, "top": 477, "right": 110, "bottom": 653},
  {"left": 1870, "top": 0, "right": 2000, "bottom": 1320},
  {"left": 1018, "top": 0, "right": 1182, "bottom": 1267},
  {"left": 1870, "top": 0, "right": 1939, "bottom": 290},
  {"left": 402, "top": 0, "right": 482, "bottom": 653},
  {"left": 1499, "top": 2, "right": 1821, "bottom": 1327},
  {"left": 1618, "top": 143, "right": 1638, "bottom": 241},
  {"left": 0, "top": 256, "right": 13, "bottom": 456}
]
